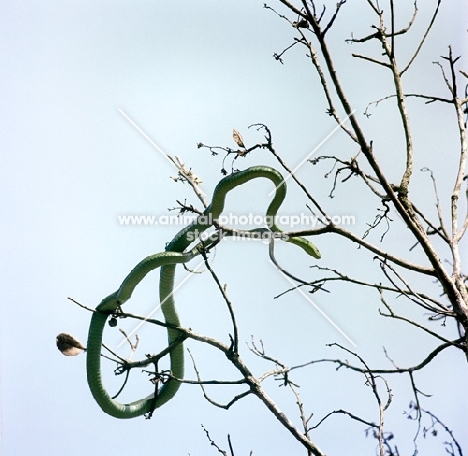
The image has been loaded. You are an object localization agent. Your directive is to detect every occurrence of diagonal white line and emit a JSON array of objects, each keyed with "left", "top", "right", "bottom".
[
  {"left": 268, "top": 109, "right": 356, "bottom": 196},
  {"left": 119, "top": 108, "right": 206, "bottom": 198},
  {"left": 118, "top": 108, "right": 174, "bottom": 166},
  {"left": 117, "top": 259, "right": 206, "bottom": 347},
  {"left": 271, "top": 260, "right": 357, "bottom": 347}
]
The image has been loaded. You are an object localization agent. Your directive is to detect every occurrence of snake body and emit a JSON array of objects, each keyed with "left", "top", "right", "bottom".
[{"left": 86, "top": 166, "right": 320, "bottom": 418}]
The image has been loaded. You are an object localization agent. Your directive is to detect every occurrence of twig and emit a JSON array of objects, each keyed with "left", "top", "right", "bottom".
[
  {"left": 199, "top": 245, "right": 239, "bottom": 354},
  {"left": 292, "top": 338, "right": 465, "bottom": 375},
  {"left": 168, "top": 155, "right": 208, "bottom": 208},
  {"left": 188, "top": 349, "right": 250, "bottom": 409}
]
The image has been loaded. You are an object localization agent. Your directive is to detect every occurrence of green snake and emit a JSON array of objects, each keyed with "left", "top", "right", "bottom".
[{"left": 86, "top": 165, "right": 320, "bottom": 418}]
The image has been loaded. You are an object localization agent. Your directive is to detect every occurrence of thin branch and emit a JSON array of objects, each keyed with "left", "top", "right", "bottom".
[
  {"left": 250, "top": 123, "right": 330, "bottom": 217},
  {"left": 322, "top": 1, "right": 347, "bottom": 37},
  {"left": 168, "top": 155, "right": 208, "bottom": 208},
  {"left": 289, "top": 384, "right": 314, "bottom": 448},
  {"left": 379, "top": 293, "right": 458, "bottom": 346},
  {"left": 288, "top": 224, "right": 436, "bottom": 276},
  {"left": 401, "top": 0, "right": 441, "bottom": 75},
  {"left": 311, "top": 153, "right": 386, "bottom": 199},
  {"left": 418, "top": 406, "right": 464, "bottom": 456},
  {"left": 293, "top": 338, "right": 465, "bottom": 375},
  {"left": 303, "top": 264, "right": 447, "bottom": 312},
  {"left": 351, "top": 52, "right": 391, "bottom": 68},
  {"left": 274, "top": 0, "right": 306, "bottom": 18},
  {"left": 201, "top": 425, "right": 235, "bottom": 456},
  {"left": 200, "top": 246, "right": 239, "bottom": 354},
  {"left": 301, "top": 40, "right": 358, "bottom": 142},
  {"left": 310, "top": 409, "right": 377, "bottom": 430},
  {"left": 377, "top": 258, "right": 452, "bottom": 314}
]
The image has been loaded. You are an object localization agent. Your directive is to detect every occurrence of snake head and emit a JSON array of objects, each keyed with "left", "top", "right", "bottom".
[{"left": 287, "top": 236, "right": 321, "bottom": 259}]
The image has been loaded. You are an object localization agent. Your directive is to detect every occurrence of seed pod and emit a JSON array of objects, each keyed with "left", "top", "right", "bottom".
[{"left": 232, "top": 129, "right": 246, "bottom": 149}]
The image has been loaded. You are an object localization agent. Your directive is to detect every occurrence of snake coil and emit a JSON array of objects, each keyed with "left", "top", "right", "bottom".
[{"left": 86, "top": 166, "right": 320, "bottom": 418}]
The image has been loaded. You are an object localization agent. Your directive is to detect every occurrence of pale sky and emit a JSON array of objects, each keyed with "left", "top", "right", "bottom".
[{"left": 1, "top": 1, "right": 467, "bottom": 455}]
